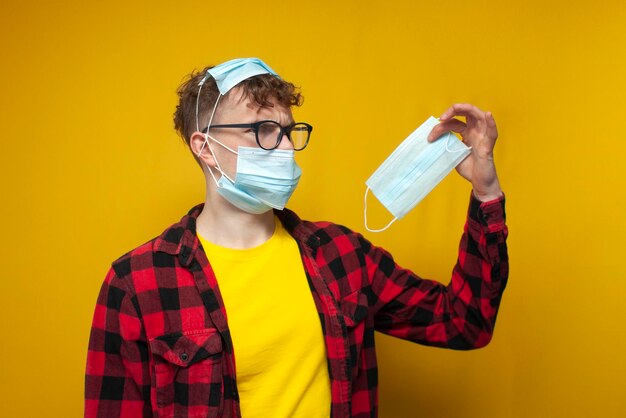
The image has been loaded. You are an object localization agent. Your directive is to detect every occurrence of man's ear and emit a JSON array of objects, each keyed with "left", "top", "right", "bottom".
[{"left": 190, "top": 131, "right": 217, "bottom": 168}]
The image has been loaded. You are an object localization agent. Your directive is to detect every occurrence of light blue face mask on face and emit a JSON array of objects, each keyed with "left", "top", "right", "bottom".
[
  {"left": 201, "top": 139, "right": 302, "bottom": 213},
  {"left": 195, "top": 57, "right": 301, "bottom": 214},
  {"left": 364, "top": 116, "right": 472, "bottom": 232},
  {"left": 236, "top": 147, "right": 302, "bottom": 209}
]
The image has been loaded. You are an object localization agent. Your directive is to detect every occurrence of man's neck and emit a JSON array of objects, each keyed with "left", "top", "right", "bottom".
[{"left": 196, "top": 191, "right": 276, "bottom": 250}]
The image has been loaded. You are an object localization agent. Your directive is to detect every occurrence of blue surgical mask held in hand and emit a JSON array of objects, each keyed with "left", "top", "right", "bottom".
[
  {"left": 364, "top": 116, "right": 472, "bottom": 232},
  {"left": 195, "top": 58, "right": 301, "bottom": 214}
]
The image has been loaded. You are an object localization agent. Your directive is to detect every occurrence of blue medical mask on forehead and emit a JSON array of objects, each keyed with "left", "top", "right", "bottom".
[
  {"left": 199, "top": 57, "right": 279, "bottom": 94},
  {"left": 195, "top": 57, "right": 279, "bottom": 134}
]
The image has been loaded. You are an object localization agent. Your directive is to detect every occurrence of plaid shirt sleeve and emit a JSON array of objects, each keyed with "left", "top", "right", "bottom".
[
  {"left": 286, "top": 192, "right": 508, "bottom": 416},
  {"left": 370, "top": 193, "right": 508, "bottom": 348},
  {"left": 85, "top": 267, "right": 151, "bottom": 418}
]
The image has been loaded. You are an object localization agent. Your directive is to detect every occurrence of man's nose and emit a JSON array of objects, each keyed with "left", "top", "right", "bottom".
[{"left": 276, "top": 131, "right": 294, "bottom": 151}]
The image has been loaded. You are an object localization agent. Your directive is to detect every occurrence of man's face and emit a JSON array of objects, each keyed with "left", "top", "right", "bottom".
[{"left": 205, "top": 87, "right": 295, "bottom": 179}]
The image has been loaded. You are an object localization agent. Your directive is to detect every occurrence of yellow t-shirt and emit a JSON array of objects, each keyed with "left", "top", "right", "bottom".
[{"left": 198, "top": 219, "right": 331, "bottom": 418}]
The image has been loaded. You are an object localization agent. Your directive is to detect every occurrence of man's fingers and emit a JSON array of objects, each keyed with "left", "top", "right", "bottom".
[
  {"left": 440, "top": 103, "right": 487, "bottom": 124},
  {"left": 486, "top": 111, "right": 498, "bottom": 139},
  {"left": 427, "top": 119, "right": 466, "bottom": 142}
]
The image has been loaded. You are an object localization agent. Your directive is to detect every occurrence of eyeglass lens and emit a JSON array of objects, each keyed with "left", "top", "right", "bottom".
[{"left": 257, "top": 121, "right": 310, "bottom": 150}]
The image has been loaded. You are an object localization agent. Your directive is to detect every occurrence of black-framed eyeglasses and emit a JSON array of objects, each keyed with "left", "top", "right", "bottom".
[{"left": 202, "top": 120, "right": 313, "bottom": 151}]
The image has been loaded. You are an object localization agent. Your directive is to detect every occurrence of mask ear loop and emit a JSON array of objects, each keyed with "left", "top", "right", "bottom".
[
  {"left": 205, "top": 137, "right": 236, "bottom": 184},
  {"left": 196, "top": 70, "right": 211, "bottom": 133},
  {"left": 196, "top": 69, "right": 214, "bottom": 159},
  {"left": 195, "top": 83, "right": 235, "bottom": 186},
  {"left": 444, "top": 131, "right": 472, "bottom": 153},
  {"left": 364, "top": 187, "right": 398, "bottom": 232},
  {"left": 195, "top": 69, "right": 240, "bottom": 156}
]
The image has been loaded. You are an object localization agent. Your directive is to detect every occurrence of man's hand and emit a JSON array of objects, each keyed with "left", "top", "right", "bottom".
[{"left": 427, "top": 103, "right": 503, "bottom": 202}]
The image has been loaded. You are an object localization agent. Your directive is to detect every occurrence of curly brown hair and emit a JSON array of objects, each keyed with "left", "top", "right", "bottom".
[{"left": 173, "top": 66, "right": 303, "bottom": 165}]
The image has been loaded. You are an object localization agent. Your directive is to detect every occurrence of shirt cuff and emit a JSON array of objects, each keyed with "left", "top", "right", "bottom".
[{"left": 468, "top": 191, "right": 506, "bottom": 233}]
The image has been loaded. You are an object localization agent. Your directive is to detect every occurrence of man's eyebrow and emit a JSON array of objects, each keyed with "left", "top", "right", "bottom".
[{"left": 252, "top": 119, "right": 296, "bottom": 126}]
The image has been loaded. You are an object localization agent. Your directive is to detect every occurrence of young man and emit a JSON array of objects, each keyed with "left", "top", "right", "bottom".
[{"left": 85, "top": 58, "right": 508, "bottom": 418}]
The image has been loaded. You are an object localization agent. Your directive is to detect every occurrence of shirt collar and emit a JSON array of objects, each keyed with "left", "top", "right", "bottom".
[
  {"left": 153, "top": 204, "right": 321, "bottom": 264},
  {"left": 275, "top": 207, "right": 321, "bottom": 250}
]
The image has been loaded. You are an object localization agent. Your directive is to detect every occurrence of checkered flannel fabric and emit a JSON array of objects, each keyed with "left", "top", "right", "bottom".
[{"left": 85, "top": 192, "right": 508, "bottom": 418}]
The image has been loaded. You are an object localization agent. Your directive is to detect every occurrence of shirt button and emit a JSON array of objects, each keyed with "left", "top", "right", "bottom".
[{"left": 180, "top": 352, "right": 189, "bottom": 361}]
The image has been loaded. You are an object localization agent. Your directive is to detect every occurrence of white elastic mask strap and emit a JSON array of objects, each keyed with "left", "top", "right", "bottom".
[
  {"left": 207, "top": 134, "right": 238, "bottom": 155},
  {"left": 197, "top": 92, "right": 221, "bottom": 157},
  {"left": 198, "top": 136, "right": 223, "bottom": 188},
  {"left": 197, "top": 94, "right": 236, "bottom": 185},
  {"left": 195, "top": 71, "right": 217, "bottom": 133},
  {"left": 206, "top": 139, "right": 235, "bottom": 184},
  {"left": 364, "top": 187, "right": 398, "bottom": 233},
  {"left": 201, "top": 93, "right": 238, "bottom": 157},
  {"left": 195, "top": 80, "right": 205, "bottom": 133},
  {"left": 205, "top": 161, "right": 221, "bottom": 188},
  {"left": 444, "top": 132, "right": 473, "bottom": 153}
]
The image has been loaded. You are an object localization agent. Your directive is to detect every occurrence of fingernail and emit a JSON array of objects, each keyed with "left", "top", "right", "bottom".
[{"left": 440, "top": 113, "right": 448, "bottom": 120}]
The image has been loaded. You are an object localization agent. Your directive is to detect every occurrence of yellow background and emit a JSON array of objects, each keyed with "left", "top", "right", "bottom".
[{"left": 1, "top": 0, "right": 625, "bottom": 417}]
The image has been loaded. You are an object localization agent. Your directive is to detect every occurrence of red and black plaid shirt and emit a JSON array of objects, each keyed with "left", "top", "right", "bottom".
[{"left": 85, "top": 192, "right": 508, "bottom": 418}]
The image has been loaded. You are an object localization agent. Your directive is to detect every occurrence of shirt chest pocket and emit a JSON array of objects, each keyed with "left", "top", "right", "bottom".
[{"left": 149, "top": 329, "right": 224, "bottom": 418}]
